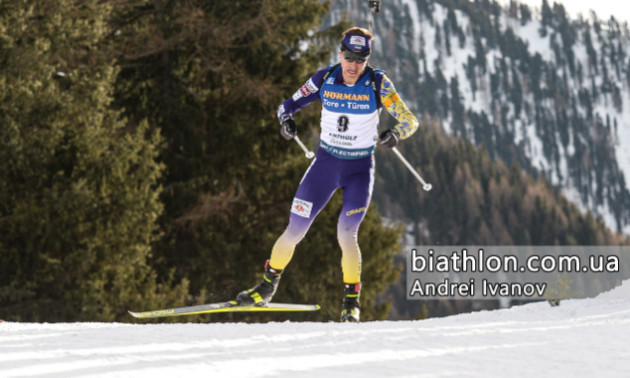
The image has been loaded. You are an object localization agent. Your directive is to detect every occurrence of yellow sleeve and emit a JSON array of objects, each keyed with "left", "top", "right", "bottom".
[{"left": 380, "top": 74, "right": 419, "bottom": 139}]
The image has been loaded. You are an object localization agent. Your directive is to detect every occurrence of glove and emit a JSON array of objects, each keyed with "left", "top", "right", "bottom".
[
  {"left": 379, "top": 129, "right": 400, "bottom": 148},
  {"left": 280, "top": 117, "right": 297, "bottom": 140}
]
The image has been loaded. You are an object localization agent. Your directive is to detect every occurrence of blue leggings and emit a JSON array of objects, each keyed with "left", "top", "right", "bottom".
[{"left": 269, "top": 148, "right": 374, "bottom": 283}]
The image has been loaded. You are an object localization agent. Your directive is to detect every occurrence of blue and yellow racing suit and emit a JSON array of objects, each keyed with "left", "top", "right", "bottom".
[{"left": 272, "top": 64, "right": 418, "bottom": 284}]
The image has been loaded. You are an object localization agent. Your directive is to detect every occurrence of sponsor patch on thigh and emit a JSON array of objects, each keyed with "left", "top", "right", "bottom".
[
  {"left": 345, "top": 207, "right": 367, "bottom": 216},
  {"left": 291, "top": 198, "right": 313, "bottom": 218}
]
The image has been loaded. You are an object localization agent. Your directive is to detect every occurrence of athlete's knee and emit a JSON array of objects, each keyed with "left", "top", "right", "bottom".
[{"left": 278, "top": 226, "right": 307, "bottom": 246}]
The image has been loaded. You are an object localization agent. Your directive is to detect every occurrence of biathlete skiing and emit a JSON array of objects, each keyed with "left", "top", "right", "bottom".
[{"left": 235, "top": 27, "right": 419, "bottom": 322}]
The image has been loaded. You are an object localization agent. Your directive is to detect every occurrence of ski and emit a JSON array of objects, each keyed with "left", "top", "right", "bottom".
[{"left": 128, "top": 300, "right": 320, "bottom": 319}]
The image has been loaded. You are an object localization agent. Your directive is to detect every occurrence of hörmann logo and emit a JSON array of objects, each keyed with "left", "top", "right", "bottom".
[{"left": 322, "top": 91, "right": 370, "bottom": 102}]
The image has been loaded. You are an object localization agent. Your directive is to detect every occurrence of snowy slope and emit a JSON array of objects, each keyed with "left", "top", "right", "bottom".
[
  {"left": 417, "top": 3, "right": 630, "bottom": 234},
  {"left": 329, "top": 0, "right": 630, "bottom": 234},
  {"left": 2, "top": 281, "right": 629, "bottom": 378}
]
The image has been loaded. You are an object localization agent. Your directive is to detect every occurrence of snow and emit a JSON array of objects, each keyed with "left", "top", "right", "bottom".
[
  {"left": 2, "top": 281, "right": 629, "bottom": 378},
  {"left": 403, "top": 0, "right": 630, "bottom": 233},
  {"left": 495, "top": 0, "right": 630, "bottom": 24}
]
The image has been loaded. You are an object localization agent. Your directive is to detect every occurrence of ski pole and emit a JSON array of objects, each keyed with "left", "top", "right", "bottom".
[
  {"left": 366, "top": 2, "right": 427, "bottom": 191},
  {"left": 294, "top": 135, "right": 315, "bottom": 159},
  {"left": 391, "top": 147, "right": 432, "bottom": 191},
  {"left": 368, "top": 1, "right": 381, "bottom": 33}
]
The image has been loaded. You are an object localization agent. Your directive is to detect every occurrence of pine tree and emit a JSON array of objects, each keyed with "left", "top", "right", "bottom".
[
  {"left": 0, "top": 0, "right": 186, "bottom": 321},
  {"left": 519, "top": 3, "right": 532, "bottom": 26},
  {"left": 540, "top": 0, "right": 552, "bottom": 36}
]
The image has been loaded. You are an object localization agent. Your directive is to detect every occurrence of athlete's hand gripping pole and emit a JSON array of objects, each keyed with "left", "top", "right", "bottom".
[
  {"left": 294, "top": 135, "right": 315, "bottom": 159},
  {"left": 391, "top": 147, "right": 432, "bottom": 191},
  {"left": 281, "top": 116, "right": 314, "bottom": 159},
  {"left": 368, "top": 1, "right": 381, "bottom": 33}
]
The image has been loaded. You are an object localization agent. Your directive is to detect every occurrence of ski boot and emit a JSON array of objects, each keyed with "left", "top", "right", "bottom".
[
  {"left": 340, "top": 283, "right": 361, "bottom": 322},
  {"left": 236, "top": 260, "right": 282, "bottom": 306}
]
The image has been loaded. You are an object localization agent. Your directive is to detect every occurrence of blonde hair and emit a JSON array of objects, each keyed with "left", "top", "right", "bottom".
[{"left": 342, "top": 27, "right": 374, "bottom": 41}]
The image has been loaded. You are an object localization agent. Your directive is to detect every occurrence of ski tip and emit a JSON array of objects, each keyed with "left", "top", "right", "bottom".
[{"left": 128, "top": 308, "right": 178, "bottom": 319}]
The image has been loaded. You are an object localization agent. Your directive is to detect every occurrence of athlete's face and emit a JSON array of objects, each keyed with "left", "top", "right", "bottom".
[{"left": 339, "top": 50, "right": 368, "bottom": 85}]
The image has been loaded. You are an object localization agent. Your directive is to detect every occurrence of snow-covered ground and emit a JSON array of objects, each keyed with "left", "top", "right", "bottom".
[{"left": 1, "top": 281, "right": 629, "bottom": 378}]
